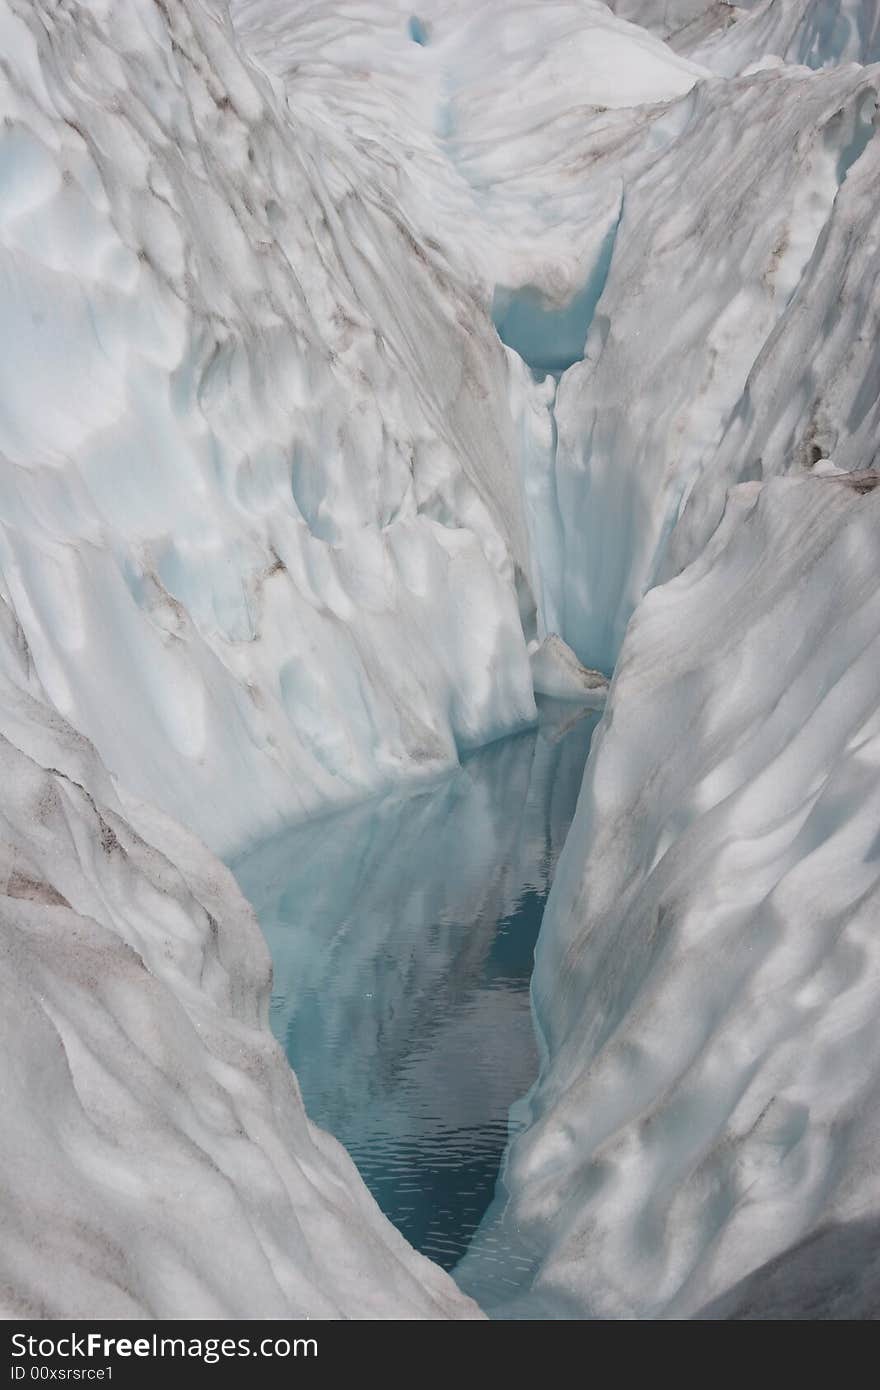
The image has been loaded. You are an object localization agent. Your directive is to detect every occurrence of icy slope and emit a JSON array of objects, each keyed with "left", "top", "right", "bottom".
[
  {"left": 548, "top": 59, "right": 880, "bottom": 672},
  {"left": 606, "top": 0, "right": 745, "bottom": 42},
  {"left": 0, "top": 0, "right": 728, "bottom": 852},
  {"left": 228, "top": 0, "right": 704, "bottom": 650},
  {"left": 0, "top": 0, "right": 547, "bottom": 855},
  {"left": 609, "top": 0, "right": 880, "bottom": 68},
  {"left": 460, "top": 475, "right": 880, "bottom": 1318},
  {"left": 666, "top": 113, "right": 880, "bottom": 578},
  {"left": 0, "top": 606, "right": 478, "bottom": 1318},
  {"left": 683, "top": 1, "right": 880, "bottom": 73},
  {"left": 454, "top": 0, "right": 880, "bottom": 1319},
  {"left": 240, "top": 1, "right": 878, "bottom": 685}
]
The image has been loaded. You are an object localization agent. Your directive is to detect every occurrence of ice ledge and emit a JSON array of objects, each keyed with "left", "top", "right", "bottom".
[{"left": 530, "top": 634, "right": 609, "bottom": 706}]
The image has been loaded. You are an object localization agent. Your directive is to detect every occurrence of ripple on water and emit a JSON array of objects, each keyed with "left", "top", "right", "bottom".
[{"left": 231, "top": 703, "right": 598, "bottom": 1274}]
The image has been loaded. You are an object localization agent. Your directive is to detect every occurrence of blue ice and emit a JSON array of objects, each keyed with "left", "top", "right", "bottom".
[{"left": 491, "top": 215, "right": 619, "bottom": 376}]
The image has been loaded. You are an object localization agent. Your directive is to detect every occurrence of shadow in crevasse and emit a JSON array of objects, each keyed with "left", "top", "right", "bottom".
[
  {"left": 695, "top": 1219, "right": 880, "bottom": 1319},
  {"left": 230, "top": 700, "right": 599, "bottom": 1272}
]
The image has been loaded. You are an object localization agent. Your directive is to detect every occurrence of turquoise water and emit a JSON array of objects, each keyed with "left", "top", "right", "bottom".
[{"left": 230, "top": 702, "right": 597, "bottom": 1273}]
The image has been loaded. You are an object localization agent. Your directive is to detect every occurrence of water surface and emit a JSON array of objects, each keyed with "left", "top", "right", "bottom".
[{"left": 231, "top": 701, "right": 597, "bottom": 1272}]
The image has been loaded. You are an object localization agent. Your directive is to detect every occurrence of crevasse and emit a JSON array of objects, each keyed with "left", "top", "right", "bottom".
[{"left": 1, "top": 0, "right": 880, "bottom": 1321}]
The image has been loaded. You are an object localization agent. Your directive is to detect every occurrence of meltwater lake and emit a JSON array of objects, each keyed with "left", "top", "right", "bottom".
[{"left": 231, "top": 702, "right": 597, "bottom": 1275}]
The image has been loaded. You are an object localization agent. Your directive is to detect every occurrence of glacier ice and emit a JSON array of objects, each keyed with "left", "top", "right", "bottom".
[
  {"left": 0, "top": 0, "right": 547, "bottom": 855},
  {"left": 0, "top": 0, "right": 707, "bottom": 853},
  {"left": 610, "top": 0, "right": 880, "bottom": 69},
  {"left": 461, "top": 475, "right": 880, "bottom": 1318},
  {"left": 0, "top": 600, "right": 478, "bottom": 1318},
  {"left": 685, "top": 1, "right": 880, "bottom": 74},
  {"left": 2, "top": 0, "right": 880, "bottom": 1323},
  {"left": 529, "top": 635, "right": 608, "bottom": 705},
  {"left": 546, "top": 58, "right": 880, "bottom": 672}
]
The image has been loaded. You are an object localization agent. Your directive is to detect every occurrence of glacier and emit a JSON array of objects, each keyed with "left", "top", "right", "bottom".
[
  {"left": 459, "top": 474, "right": 880, "bottom": 1317},
  {"left": 0, "top": 599, "right": 478, "bottom": 1317},
  {"left": 1, "top": 0, "right": 880, "bottom": 1321}
]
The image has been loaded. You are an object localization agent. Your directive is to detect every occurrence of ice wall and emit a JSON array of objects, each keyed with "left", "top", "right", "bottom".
[
  {"left": 229, "top": 0, "right": 704, "bottom": 659},
  {"left": 235, "top": 1, "right": 877, "bottom": 685},
  {"left": 607, "top": 0, "right": 880, "bottom": 68},
  {"left": 685, "top": 1, "right": 880, "bottom": 72},
  {"left": 606, "top": 0, "right": 747, "bottom": 42},
  {"left": 0, "top": 602, "right": 479, "bottom": 1318},
  {"left": 462, "top": 475, "right": 880, "bottom": 1319},
  {"left": 0, "top": 0, "right": 549, "bottom": 856},
  {"left": 451, "top": 0, "right": 880, "bottom": 1319},
  {"left": 548, "top": 60, "right": 880, "bottom": 672},
  {"left": 0, "top": 0, "right": 714, "bottom": 853}
]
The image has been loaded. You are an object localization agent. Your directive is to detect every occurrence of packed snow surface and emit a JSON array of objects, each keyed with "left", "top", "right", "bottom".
[{"left": 2, "top": 0, "right": 880, "bottom": 1321}]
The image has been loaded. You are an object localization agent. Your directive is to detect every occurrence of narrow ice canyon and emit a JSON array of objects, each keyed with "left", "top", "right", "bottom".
[{"left": 1, "top": 0, "right": 879, "bottom": 1319}]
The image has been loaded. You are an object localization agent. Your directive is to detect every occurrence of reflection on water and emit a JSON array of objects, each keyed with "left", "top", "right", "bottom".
[{"left": 230, "top": 701, "right": 597, "bottom": 1273}]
